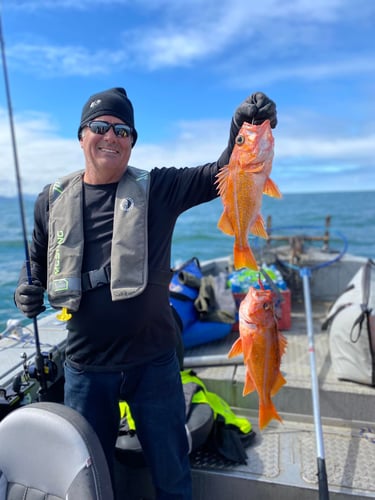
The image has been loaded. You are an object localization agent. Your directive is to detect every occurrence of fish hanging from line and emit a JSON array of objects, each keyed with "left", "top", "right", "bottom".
[
  {"left": 228, "top": 285, "right": 287, "bottom": 430},
  {"left": 216, "top": 120, "right": 282, "bottom": 270}
]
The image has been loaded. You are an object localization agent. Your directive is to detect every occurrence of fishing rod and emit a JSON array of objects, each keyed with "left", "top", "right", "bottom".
[{"left": 0, "top": 11, "right": 48, "bottom": 400}]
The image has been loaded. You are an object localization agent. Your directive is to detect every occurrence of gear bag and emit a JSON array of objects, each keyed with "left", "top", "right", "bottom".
[
  {"left": 169, "top": 257, "right": 236, "bottom": 348},
  {"left": 181, "top": 370, "right": 255, "bottom": 464},
  {"left": 322, "top": 259, "right": 375, "bottom": 386},
  {"left": 115, "top": 370, "right": 255, "bottom": 467}
]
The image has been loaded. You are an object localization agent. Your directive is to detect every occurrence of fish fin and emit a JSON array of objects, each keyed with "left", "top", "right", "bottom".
[
  {"left": 217, "top": 210, "right": 235, "bottom": 236},
  {"left": 250, "top": 214, "right": 268, "bottom": 239},
  {"left": 215, "top": 165, "right": 230, "bottom": 197},
  {"left": 234, "top": 243, "right": 258, "bottom": 271},
  {"left": 278, "top": 332, "right": 288, "bottom": 356},
  {"left": 271, "top": 371, "right": 287, "bottom": 397},
  {"left": 228, "top": 337, "right": 243, "bottom": 358},
  {"left": 258, "top": 400, "right": 283, "bottom": 430},
  {"left": 243, "top": 371, "right": 256, "bottom": 395},
  {"left": 263, "top": 177, "right": 282, "bottom": 199}
]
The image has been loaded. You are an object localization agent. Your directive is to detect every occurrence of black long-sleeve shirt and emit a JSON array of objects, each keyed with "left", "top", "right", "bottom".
[{"left": 24, "top": 157, "right": 230, "bottom": 371}]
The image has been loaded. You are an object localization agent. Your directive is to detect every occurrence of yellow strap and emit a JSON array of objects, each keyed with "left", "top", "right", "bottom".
[
  {"left": 201, "top": 391, "right": 252, "bottom": 434},
  {"left": 180, "top": 369, "right": 208, "bottom": 391},
  {"left": 181, "top": 369, "right": 252, "bottom": 434},
  {"left": 119, "top": 401, "right": 136, "bottom": 431},
  {"left": 119, "top": 370, "right": 252, "bottom": 435}
]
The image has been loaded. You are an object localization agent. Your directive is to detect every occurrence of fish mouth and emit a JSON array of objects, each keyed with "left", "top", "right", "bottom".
[{"left": 247, "top": 162, "right": 264, "bottom": 173}]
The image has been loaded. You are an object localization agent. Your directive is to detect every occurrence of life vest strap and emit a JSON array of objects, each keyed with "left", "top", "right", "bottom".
[{"left": 82, "top": 266, "right": 173, "bottom": 292}]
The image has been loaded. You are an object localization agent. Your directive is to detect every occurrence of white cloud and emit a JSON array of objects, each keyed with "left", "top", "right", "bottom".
[
  {"left": 7, "top": 44, "right": 128, "bottom": 77},
  {"left": 1, "top": 108, "right": 374, "bottom": 197},
  {"left": 229, "top": 57, "right": 375, "bottom": 88},
  {"left": 4, "top": 0, "right": 132, "bottom": 10},
  {"left": 1, "top": 0, "right": 373, "bottom": 195},
  {"left": 0, "top": 109, "right": 84, "bottom": 196},
  {"left": 276, "top": 134, "right": 375, "bottom": 161},
  {"left": 5, "top": 0, "right": 374, "bottom": 75}
]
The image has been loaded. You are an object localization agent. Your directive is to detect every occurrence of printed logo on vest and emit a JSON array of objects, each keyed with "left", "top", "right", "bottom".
[
  {"left": 120, "top": 197, "right": 134, "bottom": 211},
  {"left": 53, "top": 278, "right": 69, "bottom": 292}
]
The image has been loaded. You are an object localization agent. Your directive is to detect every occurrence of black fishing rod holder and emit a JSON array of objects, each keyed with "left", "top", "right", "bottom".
[
  {"left": 0, "top": 367, "right": 37, "bottom": 421},
  {"left": 0, "top": 351, "right": 58, "bottom": 418},
  {"left": 0, "top": 345, "right": 65, "bottom": 421}
]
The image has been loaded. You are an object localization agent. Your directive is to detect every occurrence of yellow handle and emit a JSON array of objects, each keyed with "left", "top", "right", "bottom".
[{"left": 56, "top": 307, "right": 72, "bottom": 322}]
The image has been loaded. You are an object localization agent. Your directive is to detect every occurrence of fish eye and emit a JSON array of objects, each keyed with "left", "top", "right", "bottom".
[
  {"left": 235, "top": 134, "right": 245, "bottom": 145},
  {"left": 263, "top": 302, "right": 271, "bottom": 310}
]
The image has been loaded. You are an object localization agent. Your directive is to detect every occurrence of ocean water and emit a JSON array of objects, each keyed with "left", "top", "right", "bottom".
[{"left": 1, "top": 191, "right": 374, "bottom": 332}]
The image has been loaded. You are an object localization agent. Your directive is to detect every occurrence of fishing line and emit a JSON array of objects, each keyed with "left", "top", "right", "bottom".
[{"left": 0, "top": 10, "right": 48, "bottom": 399}]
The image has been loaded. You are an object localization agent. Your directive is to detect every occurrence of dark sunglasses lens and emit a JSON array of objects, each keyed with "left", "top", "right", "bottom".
[
  {"left": 114, "top": 125, "right": 130, "bottom": 138},
  {"left": 88, "top": 121, "right": 131, "bottom": 138},
  {"left": 89, "top": 121, "right": 110, "bottom": 134}
]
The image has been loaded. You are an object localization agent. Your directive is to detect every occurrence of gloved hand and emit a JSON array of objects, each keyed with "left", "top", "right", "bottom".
[
  {"left": 216, "top": 91, "right": 278, "bottom": 167},
  {"left": 234, "top": 92, "right": 277, "bottom": 129},
  {"left": 15, "top": 280, "right": 46, "bottom": 318}
]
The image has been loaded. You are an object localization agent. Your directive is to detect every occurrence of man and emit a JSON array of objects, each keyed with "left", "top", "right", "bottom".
[{"left": 15, "top": 87, "right": 277, "bottom": 499}]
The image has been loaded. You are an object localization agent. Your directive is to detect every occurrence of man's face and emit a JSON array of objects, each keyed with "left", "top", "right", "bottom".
[{"left": 80, "top": 114, "right": 133, "bottom": 182}]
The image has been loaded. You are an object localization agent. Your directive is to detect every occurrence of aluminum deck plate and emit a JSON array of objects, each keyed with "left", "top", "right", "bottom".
[
  {"left": 184, "top": 300, "right": 375, "bottom": 499},
  {"left": 190, "top": 414, "right": 375, "bottom": 499}
]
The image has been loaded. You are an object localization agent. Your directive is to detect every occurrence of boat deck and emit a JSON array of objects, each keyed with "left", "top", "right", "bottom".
[
  {"left": 2, "top": 250, "right": 375, "bottom": 499},
  {"left": 114, "top": 298, "right": 375, "bottom": 499},
  {"left": 182, "top": 299, "right": 375, "bottom": 500},
  {"left": 185, "top": 300, "right": 374, "bottom": 421}
]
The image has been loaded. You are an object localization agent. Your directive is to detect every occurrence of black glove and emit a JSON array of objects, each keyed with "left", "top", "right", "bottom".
[
  {"left": 15, "top": 280, "right": 46, "bottom": 319},
  {"left": 217, "top": 92, "right": 277, "bottom": 167},
  {"left": 234, "top": 92, "right": 277, "bottom": 129}
]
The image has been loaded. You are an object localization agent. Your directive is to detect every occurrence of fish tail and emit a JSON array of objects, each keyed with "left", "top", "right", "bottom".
[
  {"left": 258, "top": 400, "right": 283, "bottom": 430},
  {"left": 234, "top": 243, "right": 258, "bottom": 270}
]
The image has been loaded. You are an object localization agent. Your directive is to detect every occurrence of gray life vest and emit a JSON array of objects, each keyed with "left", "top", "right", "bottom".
[{"left": 47, "top": 166, "right": 150, "bottom": 311}]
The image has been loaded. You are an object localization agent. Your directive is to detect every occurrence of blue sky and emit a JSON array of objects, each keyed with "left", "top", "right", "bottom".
[{"left": 0, "top": 0, "right": 374, "bottom": 197}]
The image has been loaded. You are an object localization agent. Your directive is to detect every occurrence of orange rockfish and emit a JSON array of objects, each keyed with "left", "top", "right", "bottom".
[
  {"left": 216, "top": 120, "right": 281, "bottom": 270},
  {"left": 228, "top": 286, "right": 287, "bottom": 430}
]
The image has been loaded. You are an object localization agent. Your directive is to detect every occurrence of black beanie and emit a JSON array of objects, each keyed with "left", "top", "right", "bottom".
[{"left": 78, "top": 87, "right": 138, "bottom": 146}]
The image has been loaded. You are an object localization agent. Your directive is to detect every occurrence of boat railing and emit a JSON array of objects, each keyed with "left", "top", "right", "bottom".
[{"left": 265, "top": 215, "right": 332, "bottom": 252}]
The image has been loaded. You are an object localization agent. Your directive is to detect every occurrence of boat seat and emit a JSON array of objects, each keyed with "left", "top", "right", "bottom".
[{"left": 0, "top": 402, "right": 114, "bottom": 500}]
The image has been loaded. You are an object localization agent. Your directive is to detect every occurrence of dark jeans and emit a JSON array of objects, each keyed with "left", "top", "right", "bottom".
[{"left": 64, "top": 350, "right": 192, "bottom": 499}]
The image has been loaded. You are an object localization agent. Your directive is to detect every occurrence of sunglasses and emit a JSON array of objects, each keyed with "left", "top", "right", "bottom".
[{"left": 87, "top": 120, "right": 133, "bottom": 138}]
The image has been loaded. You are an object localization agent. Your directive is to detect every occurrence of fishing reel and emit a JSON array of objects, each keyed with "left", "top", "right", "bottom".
[
  {"left": 0, "top": 352, "right": 59, "bottom": 418},
  {"left": 22, "top": 351, "right": 58, "bottom": 385}
]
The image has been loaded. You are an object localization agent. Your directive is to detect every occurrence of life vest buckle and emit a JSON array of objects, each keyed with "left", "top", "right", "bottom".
[{"left": 82, "top": 266, "right": 111, "bottom": 292}]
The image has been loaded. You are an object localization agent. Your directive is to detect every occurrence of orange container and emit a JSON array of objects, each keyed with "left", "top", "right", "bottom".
[{"left": 232, "top": 288, "right": 291, "bottom": 331}]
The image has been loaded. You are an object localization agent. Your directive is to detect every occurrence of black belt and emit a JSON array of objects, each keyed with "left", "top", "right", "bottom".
[{"left": 81, "top": 266, "right": 173, "bottom": 292}]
